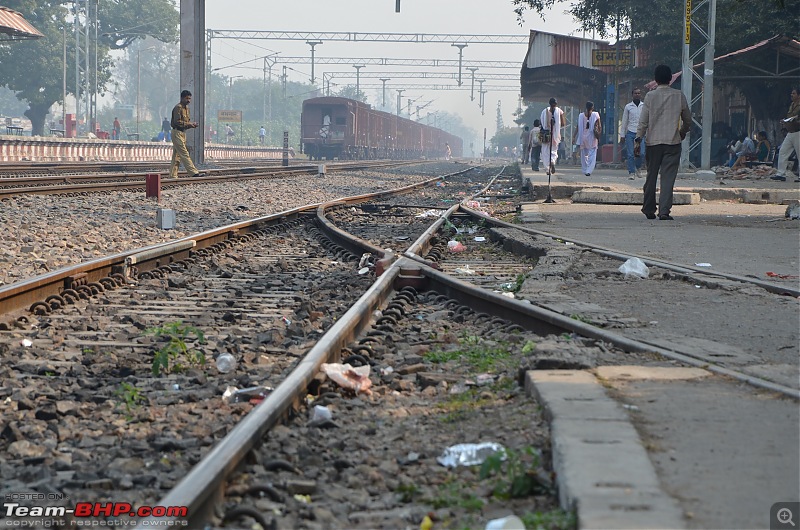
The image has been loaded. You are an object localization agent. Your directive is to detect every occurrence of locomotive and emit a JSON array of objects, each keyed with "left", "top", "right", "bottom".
[{"left": 300, "top": 96, "right": 462, "bottom": 160}]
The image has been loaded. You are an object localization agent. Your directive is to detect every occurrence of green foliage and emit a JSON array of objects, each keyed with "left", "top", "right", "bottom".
[
  {"left": 424, "top": 334, "right": 514, "bottom": 373},
  {"left": 427, "top": 480, "right": 485, "bottom": 512},
  {"left": 520, "top": 509, "right": 578, "bottom": 530},
  {"left": 114, "top": 382, "right": 146, "bottom": 420},
  {"left": 394, "top": 483, "right": 421, "bottom": 503},
  {"left": 0, "top": 0, "right": 178, "bottom": 135},
  {"left": 569, "top": 313, "right": 593, "bottom": 324},
  {"left": 521, "top": 340, "right": 537, "bottom": 354},
  {"left": 146, "top": 321, "right": 206, "bottom": 376},
  {"left": 479, "top": 446, "right": 551, "bottom": 499}
]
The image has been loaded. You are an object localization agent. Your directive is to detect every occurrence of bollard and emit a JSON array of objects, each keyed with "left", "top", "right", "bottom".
[
  {"left": 318, "top": 164, "right": 326, "bottom": 177},
  {"left": 282, "top": 131, "right": 289, "bottom": 167},
  {"left": 145, "top": 173, "right": 161, "bottom": 201}
]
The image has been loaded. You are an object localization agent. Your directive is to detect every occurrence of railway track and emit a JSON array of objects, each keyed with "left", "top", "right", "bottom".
[
  {"left": 1, "top": 162, "right": 796, "bottom": 528},
  {"left": 0, "top": 160, "right": 421, "bottom": 198}
]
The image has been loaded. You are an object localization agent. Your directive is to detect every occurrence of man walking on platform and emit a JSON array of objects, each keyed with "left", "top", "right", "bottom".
[
  {"left": 635, "top": 64, "right": 691, "bottom": 221},
  {"left": 771, "top": 87, "right": 800, "bottom": 182},
  {"left": 170, "top": 90, "right": 205, "bottom": 178},
  {"left": 620, "top": 88, "right": 645, "bottom": 179},
  {"left": 540, "top": 98, "right": 566, "bottom": 175}
]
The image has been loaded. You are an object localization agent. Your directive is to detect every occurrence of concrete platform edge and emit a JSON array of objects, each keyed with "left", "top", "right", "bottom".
[{"left": 525, "top": 370, "right": 686, "bottom": 530}]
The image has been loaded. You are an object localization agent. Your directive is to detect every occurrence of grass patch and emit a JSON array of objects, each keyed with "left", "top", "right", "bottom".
[
  {"left": 424, "top": 335, "right": 515, "bottom": 373},
  {"left": 520, "top": 508, "right": 577, "bottom": 530}
]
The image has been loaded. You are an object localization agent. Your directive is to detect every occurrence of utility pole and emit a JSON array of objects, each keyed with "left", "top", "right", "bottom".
[
  {"left": 467, "top": 67, "right": 478, "bottom": 101},
  {"left": 451, "top": 43, "right": 468, "bottom": 86},
  {"left": 353, "top": 64, "right": 364, "bottom": 100},
  {"left": 379, "top": 78, "right": 390, "bottom": 108},
  {"left": 307, "top": 41, "right": 322, "bottom": 84},
  {"left": 396, "top": 89, "right": 405, "bottom": 116}
]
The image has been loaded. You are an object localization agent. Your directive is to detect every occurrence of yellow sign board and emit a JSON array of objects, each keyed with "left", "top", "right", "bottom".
[
  {"left": 591, "top": 49, "right": 635, "bottom": 67},
  {"left": 217, "top": 110, "right": 242, "bottom": 123},
  {"left": 685, "top": 0, "right": 691, "bottom": 44}
]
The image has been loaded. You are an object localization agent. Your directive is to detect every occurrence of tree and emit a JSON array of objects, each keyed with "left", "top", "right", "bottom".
[
  {"left": 0, "top": 0, "right": 177, "bottom": 136},
  {"left": 512, "top": 0, "right": 798, "bottom": 73}
]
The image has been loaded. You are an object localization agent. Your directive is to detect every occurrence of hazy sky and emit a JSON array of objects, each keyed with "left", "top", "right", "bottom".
[{"left": 204, "top": 0, "right": 588, "bottom": 150}]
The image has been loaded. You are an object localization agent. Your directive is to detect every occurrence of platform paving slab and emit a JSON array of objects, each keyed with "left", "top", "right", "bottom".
[
  {"left": 594, "top": 366, "right": 800, "bottom": 530},
  {"left": 525, "top": 369, "right": 687, "bottom": 529},
  {"left": 571, "top": 190, "right": 700, "bottom": 205}
]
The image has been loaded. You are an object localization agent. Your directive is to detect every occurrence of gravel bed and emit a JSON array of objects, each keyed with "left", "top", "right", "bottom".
[{"left": 0, "top": 162, "right": 463, "bottom": 287}]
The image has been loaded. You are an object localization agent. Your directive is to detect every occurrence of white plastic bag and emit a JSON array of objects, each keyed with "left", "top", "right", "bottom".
[{"left": 618, "top": 257, "right": 649, "bottom": 279}]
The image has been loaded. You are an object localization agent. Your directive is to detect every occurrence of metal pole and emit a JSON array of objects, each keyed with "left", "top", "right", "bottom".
[
  {"left": 467, "top": 67, "right": 478, "bottom": 101},
  {"left": 680, "top": 0, "right": 693, "bottom": 168},
  {"left": 74, "top": 0, "right": 80, "bottom": 133},
  {"left": 307, "top": 41, "right": 322, "bottom": 84},
  {"left": 612, "top": 12, "right": 621, "bottom": 163},
  {"left": 93, "top": 0, "right": 98, "bottom": 133},
  {"left": 136, "top": 50, "right": 140, "bottom": 135},
  {"left": 700, "top": 0, "right": 716, "bottom": 169},
  {"left": 62, "top": 25, "right": 66, "bottom": 135},
  {"left": 396, "top": 89, "right": 404, "bottom": 116},
  {"left": 379, "top": 78, "right": 390, "bottom": 108},
  {"left": 353, "top": 65, "right": 364, "bottom": 100},
  {"left": 451, "top": 43, "right": 468, "bottom": 86}
]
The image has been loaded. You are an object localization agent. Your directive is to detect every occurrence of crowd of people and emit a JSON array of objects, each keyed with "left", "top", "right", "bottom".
[{"left": 517, "top": 66, "right": 799, "bottom": 220}]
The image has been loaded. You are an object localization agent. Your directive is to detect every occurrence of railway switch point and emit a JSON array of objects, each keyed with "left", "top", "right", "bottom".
[{"left": 156, "top": 208, "right": 176, "bottom": 230}]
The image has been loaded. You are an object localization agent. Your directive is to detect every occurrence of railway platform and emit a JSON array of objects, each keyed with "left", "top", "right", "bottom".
[{"left": 513, "top": 161, "right": 799, "bottom": 529}]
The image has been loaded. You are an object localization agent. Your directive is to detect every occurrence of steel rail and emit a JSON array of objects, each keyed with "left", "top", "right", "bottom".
[
  {"left": 402, "top": 203, "right": 800, "bottom": 399},
  {"left": 0, "top": 160, "right": 422, "bottom": 198},
  {"left": 458, "top": 203, "right": 800, "bottom": 298}
]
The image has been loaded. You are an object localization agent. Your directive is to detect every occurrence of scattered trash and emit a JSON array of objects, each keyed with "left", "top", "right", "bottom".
[
  {"left": 436, "top": 180, "right": 445, "bottom": 187},
  {"left": 695, "top": 285, "right": 702, "bottom": 288},
  {"left": 293, "top": 494, "right": 311, "bottom": 504},
  {"left": 281, "top": 316, "right": 292, "bottom": 326},
  {"left": 618, "top": 257, "right": 649, "bottom": 279},
  {"left": 307, "top": 405, "right": 335, "bottom": 427},
  {"left": 420, "top": 514, "right": 434, "bottom": 530},
  {"left": 454, "top": 265, "right": 476, "bottom": 275},
  {"left": 785, "top": 202, "right": 800, "bottom": 220},
  {"left": 564, "top": 241, "right": 575, "bottom": 246},
  {"left": 380, "top": 366, "right": 394, "bottom": 376},
  {"left": 474, "top": 236, "right": 486, "bottom": 242},
  {"left": 222, "top": 385, "right": 273, "bottom": 404},
  {"left": 500, "top": 282, "right": 515, "bottom": 291},
  {"left": 766, "top": 272, "right": 799, "bottom": 279},
  {"left": 622, "top": 404, "right": 640, "bottom": 411},
  {"left": 20, "top": 339, "right": 32, "bottom": 348},
  {"left": 463, "top": 200, "right": 481, "bottom": 209},
  {"left": 485, "top": 515, "right": 526, "bottom": 530},
  {"left": 320, "top": 363, "right": 372, "bottom": 395},
  {"left": 437, "top": 442, "right": 506, "bottom": 467},
  {"left": 500, "top": 292, "right": 515, "bottom": 299},
  {"left": 216, "top": 352, "right": 237, "bottom": 373},
  {"left": 447, "top": 240, "right": 466, "bottom": 252},
  {"left": 475, "top": 374, "right": 495, "bottom": 386},
  {"left": 695, "top": 263, "right": 712, "bottom": 267},
  {"left": 394, "top": 236, "right": 410, "bottom": 241},
  {"left": 372, "top": 310, "right": 383, "bottom": 319},
  {"left": 358, "top": 253, "right": 372, "bottom": 268},
  {"left": 415, "top": 209, "right": 441, "bottom": 218},
  {"left": 172, "top": 384, "right": 180, "bottom": 391},
  {"left": 358, "top": 267, "right": 370, "bottom": 275}
]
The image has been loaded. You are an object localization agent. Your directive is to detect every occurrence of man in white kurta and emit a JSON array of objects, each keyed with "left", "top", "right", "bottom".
[
  {"left": 576, "top": 101, "right": 601, "bottom": 176},
  {"left": 540, "top": 98, "right": 566, "bottom": 175}
]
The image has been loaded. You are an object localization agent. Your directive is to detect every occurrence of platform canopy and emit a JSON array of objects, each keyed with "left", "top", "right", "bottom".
[
  {"left": 0, "top": 6, "right": 43, "bottom": 42},
  {"left": 520, "top": 63, "right": 608, "bottom": 109}
]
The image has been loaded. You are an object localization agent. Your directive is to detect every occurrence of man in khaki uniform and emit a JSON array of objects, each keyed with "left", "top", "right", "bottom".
[{"left": 170, "top": 90, "right": 205, "bottom": 178}]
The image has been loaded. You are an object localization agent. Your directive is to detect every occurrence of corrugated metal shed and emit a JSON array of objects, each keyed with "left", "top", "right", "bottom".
[{"left": 0, "top": 6, "right": 43, "bottom": 41}]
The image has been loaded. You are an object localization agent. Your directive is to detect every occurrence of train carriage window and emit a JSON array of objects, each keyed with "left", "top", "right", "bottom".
[
  {"left": 335, "top": 117, "right": 346, "bottom": 125},
  {"left": 321, "top": 108, "right": 332, "bottom": 124}
]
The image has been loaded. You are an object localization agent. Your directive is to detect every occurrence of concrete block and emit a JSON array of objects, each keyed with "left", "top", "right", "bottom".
[
  {"left": 526, "top": 370, "right": 686, "bottom": 529},
  {"left": 571, "top": 190, "right": 700, "bottom": 205},
  {"left": 156, "top": 208, "right": 176, "bottom": 230}
]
